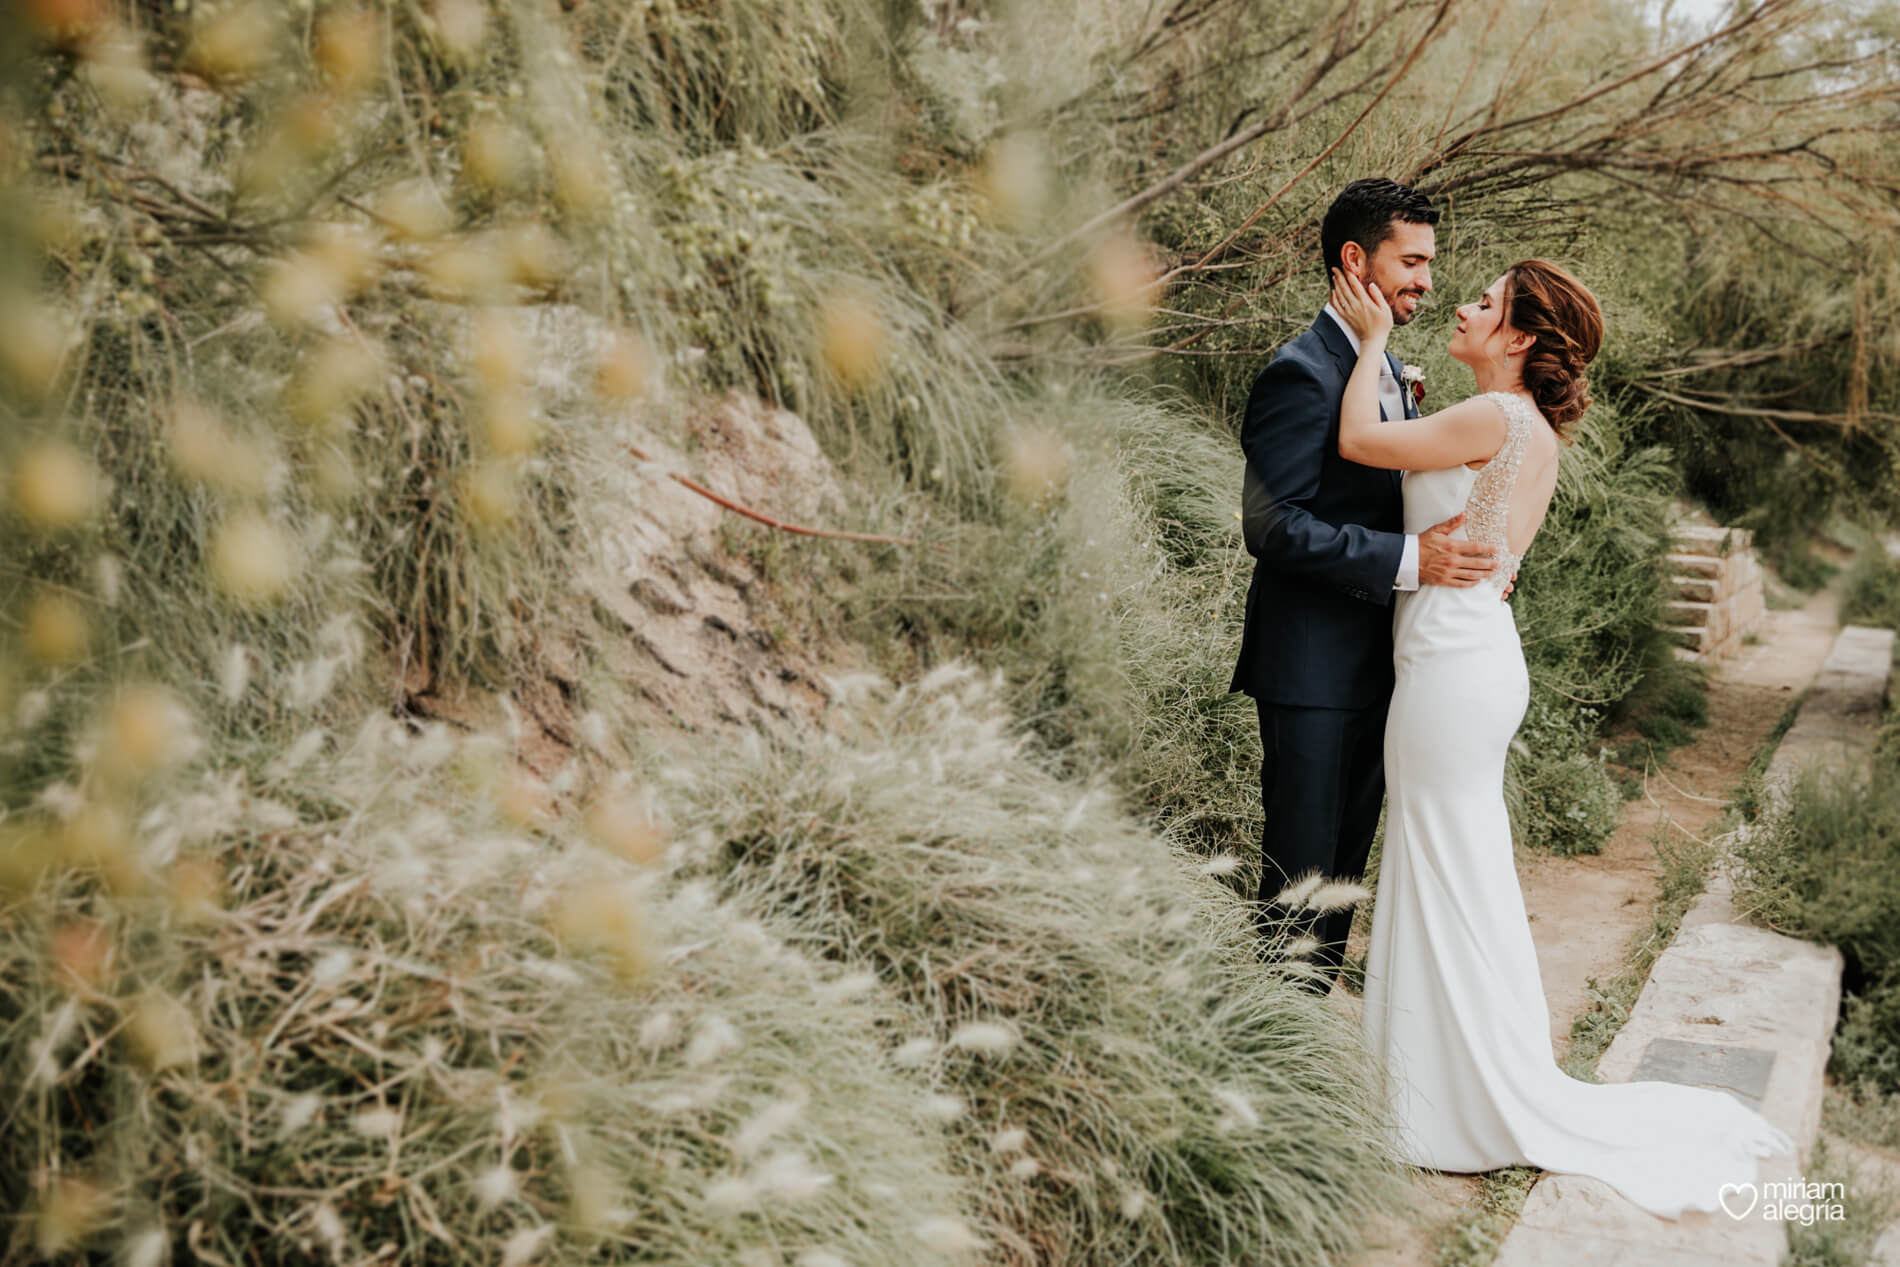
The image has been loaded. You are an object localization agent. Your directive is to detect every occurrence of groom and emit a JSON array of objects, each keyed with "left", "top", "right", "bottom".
[{"left": 1230, "top": 177, "right": 1499, "bottom": 996}]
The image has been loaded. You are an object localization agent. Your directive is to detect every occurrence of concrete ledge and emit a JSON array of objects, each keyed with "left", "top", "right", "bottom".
[
  {"left": 1764, "top": 624, "right": 1894, "bottom": 799},
  {"left": 1492, "top": 1230, "right": 1786, "bottom": 1267},
  {"left": 1593, "top": 896, "right": 1839, "bottom": 1150},
  {"left": 1498, "top": 1172, "right": 1794, "bottom": 1267}
]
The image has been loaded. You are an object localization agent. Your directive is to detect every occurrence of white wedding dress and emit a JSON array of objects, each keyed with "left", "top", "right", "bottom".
[{"left": 1359, "top": 391, "right": 1794, "bottom": 1219}]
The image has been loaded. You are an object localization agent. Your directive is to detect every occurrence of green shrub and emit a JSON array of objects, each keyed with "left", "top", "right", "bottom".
[
  {"left": 1770, "top": 542, "right": 1842, "bottom": 595},
  {"left": 833, "top": 382, "right": 1675, "bottom": 865},
  {"left": 1606, "top": 649, "right": 1711, "bottom": 767},
  {"left": 1507, "top": 690, "right": 1626, "bottom": 858},
  {"left": 1512, "top": 406, "right": 1677, "bottom": 709},
  {"left": 1732, "top": 764, "right": 1900, "bottom": 1095},
  {"left": 1732, "top": 765, "right": 1900, "bottom": 989},
  {"left": 1831, "top": 983, "right": 1900, "bottom": 1093},
  {"left": 1842, "top": 549, "right": 1900, "bottom": 630}
]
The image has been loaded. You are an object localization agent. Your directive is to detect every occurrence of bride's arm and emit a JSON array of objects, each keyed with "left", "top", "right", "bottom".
[
  {"left": 1342, "top": 395, "right": 1510, "bottom": 471},
  {"left": 1331, "top": 269, "right": 1509, "bottom": 472}
]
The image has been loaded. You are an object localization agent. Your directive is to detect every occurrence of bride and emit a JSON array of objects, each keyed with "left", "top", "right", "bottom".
[{"left": 1324, "top": 259, "right": 1794, "bottom": 1219}]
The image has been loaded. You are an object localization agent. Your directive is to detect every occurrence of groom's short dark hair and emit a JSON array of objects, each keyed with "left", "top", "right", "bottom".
[{"left": 1321, "top": 179, "right": 1439, "bottom": 276}]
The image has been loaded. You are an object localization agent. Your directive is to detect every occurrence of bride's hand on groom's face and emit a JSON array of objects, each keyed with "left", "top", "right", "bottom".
[{"left": 1329, "top": 268, "right": 1394, "bottom": 344}]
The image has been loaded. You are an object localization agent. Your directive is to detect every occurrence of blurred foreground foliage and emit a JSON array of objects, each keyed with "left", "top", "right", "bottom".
[{"left": 0, "top": 0, "right": 1897, "bottom": 1262}]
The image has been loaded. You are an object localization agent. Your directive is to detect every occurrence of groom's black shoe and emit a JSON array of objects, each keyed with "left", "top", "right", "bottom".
[
  {"left": 1253, "top": 908, "right": 1342, "bottom": 997},
  {"left": 1269, "top": 957, "right": 1339, "bottom": 998}
]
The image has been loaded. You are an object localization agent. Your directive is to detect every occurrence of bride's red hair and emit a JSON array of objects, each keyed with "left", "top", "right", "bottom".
[{"left": 1504, "top": 260, "right": 1603, "bottom": 440}]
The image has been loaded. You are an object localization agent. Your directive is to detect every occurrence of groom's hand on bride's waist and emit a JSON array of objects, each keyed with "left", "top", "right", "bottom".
[{"left": 1417, "top": 513, "right": 1499, "bottom": 588}]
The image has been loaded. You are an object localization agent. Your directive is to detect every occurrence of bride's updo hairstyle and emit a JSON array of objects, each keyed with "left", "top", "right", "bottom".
[{"left": 1503, "top": 260, "right": 1603, "bottom": 440}]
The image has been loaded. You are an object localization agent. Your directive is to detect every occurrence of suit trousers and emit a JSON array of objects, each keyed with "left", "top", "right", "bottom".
[{"left": 1254, "top": 696, "right": 1388, "bottom": 994}]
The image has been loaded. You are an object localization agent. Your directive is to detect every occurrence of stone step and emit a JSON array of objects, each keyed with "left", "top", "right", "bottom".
[
  {"left": 1670, "top": 575, "right": 1717, "bottom": 603},
  {"left": 1673, "top": 523, "right": 1753, "bottom": 556},
  {"left": 1664, "top": 626, "right": 1709, "bottom": 651},
  {"left": 1667, "top": 552, "right": 1723, "bottom": 579},
  {"left": 1667, "top": 599, "right": 1714, "bottom": 628}
]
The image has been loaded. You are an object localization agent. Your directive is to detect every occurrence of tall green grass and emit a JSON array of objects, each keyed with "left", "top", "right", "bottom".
[
  {"left": 1, "top": 714, "right": 992, "bottom": 1264},
  {"left": 680, "top": 664, "right": 1412, "bottom": 1266}
]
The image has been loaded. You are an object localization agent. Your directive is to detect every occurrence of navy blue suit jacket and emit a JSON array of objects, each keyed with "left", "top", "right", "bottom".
[{"left": 1229, "top": 312, "right": 1415, "bottom": 709}]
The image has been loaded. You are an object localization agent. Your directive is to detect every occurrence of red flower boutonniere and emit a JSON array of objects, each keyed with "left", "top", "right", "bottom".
[{"left": 1400, "top": 363, "right": 1425, "bottom": 409}]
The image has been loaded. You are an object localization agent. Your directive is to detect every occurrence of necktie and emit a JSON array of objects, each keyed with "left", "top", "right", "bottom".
[{"left": 1378, "top": 359, "right": 1405, "bottom": 421}]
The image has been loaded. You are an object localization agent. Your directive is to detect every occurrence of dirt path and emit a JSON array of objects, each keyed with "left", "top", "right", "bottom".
[{"left": 1345, "top": 584, "right": 1841, "bottom": 1266}]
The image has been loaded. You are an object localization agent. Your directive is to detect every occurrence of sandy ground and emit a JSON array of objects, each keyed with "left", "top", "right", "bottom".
[{"left": 1343, "top": 585, "right": 1842, "bottom": 1266}]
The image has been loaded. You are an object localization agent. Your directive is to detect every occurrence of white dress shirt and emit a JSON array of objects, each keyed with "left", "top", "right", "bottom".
[{"left": 1324, "top": 304, "right": 1419, "bottom": 592}]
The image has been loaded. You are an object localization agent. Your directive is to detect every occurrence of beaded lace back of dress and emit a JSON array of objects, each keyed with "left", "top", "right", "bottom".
[{"left": 1464, "top": 392, "right": 1537, "bottom": 588}]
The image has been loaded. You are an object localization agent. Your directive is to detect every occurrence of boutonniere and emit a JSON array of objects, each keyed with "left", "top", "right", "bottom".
[{"left": 1400, "top": 363, "right": 1425, "bottom": 408}]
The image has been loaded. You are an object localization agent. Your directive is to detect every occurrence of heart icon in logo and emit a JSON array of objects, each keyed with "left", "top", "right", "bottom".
[{"left": 1719, "top": 1182, "right": 1759, "bottom": 1220}]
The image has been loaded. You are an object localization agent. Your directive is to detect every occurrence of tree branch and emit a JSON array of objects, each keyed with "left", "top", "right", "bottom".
[{"left": 623, "top": 444, "right": 943, "bottom": 550}]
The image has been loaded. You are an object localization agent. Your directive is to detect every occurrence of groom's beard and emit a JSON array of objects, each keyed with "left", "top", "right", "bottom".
[{"left": 1390, "top": 289, "right": 1428, "bottom": 325}]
